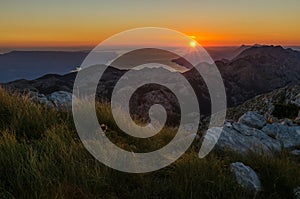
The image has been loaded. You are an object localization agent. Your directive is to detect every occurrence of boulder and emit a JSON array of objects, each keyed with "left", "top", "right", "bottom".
[
  {"left": 230, "top": 162, "right": 262, "bottom": 192},
  {"left": 238, "top": 111, "right": 267, "bottom": 129},
  {"left": 261, "top": 123, "right": 300, "bottom": 149},
  {"left": 48, "top": 91, "right": 72, "bottom": 109},
  {"left": 204, "top": 124, "right": 281, "bottom": 155},
  {"left": 232, "top": 123, "right": 282, "bottom": 152}
]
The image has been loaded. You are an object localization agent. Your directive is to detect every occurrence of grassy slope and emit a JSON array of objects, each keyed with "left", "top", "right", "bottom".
[{"left": 0, "top": 88, "right": 299, "bottom": 199}]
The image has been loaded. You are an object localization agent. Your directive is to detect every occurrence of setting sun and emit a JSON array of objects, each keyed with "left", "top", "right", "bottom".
[{"left": 189, "top": 40, "right": 197, "bottom": 48}]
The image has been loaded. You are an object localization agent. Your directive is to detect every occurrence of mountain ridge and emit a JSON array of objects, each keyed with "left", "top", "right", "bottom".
[{"left": 2, "top": 45, "right": 300, "bottom": 110}]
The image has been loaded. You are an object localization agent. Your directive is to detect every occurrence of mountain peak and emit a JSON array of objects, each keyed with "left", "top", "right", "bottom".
[{"left": 233, "top": 45, "right": 299, "bottom": 61}]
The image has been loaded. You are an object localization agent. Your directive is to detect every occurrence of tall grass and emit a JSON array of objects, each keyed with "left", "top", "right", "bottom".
[{"left": 0, "top": 88, "right": 299, "bottom": 198}]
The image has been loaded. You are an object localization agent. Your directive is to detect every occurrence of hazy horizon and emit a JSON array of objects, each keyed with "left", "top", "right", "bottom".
[{"left": 1, "top": 44, "right": 300, "bottom": 54}]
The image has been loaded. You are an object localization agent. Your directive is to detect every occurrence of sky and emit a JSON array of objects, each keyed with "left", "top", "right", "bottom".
[{"left": 1, "top": 0, "right": 300, "bottom": 48}]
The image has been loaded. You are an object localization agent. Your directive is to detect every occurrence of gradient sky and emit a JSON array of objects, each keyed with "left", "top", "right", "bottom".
[{"left": 1, "top": 0, "right": 300, "bottom": 48}]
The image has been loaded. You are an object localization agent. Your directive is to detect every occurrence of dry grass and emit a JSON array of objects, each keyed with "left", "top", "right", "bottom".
[{"left": 0, "top": 88, "right": 299, "bottom": 198}]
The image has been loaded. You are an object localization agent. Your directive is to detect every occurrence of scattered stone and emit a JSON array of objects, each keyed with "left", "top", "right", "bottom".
[
  {"left": 238, "top": 111, "right": 267, "bottom": 129},
  {"left": 230, "top": 162, "right": 262, "bottom": 193}
]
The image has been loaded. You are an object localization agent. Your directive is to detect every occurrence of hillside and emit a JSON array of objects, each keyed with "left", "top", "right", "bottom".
[{"left": 0, "top": 86, "right": 300, "bottom": 198}]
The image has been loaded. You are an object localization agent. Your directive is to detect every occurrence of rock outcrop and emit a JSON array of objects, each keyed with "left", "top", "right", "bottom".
[
  {"left": 227, "top": 84, "right": 300, "bottom": 121},
  {"left": 3, "top": 45, "right": 300, "bottom": 116},
  {"left": 262, "top": 123, "right": 300, "bottom": 149},
  {"left": 203, "top": 111, "right": 300, "bottom": 156},
  {"left": 29, "top": 90, "right": 72, "bottom": 110},
  {"left": 48, "top": 91, "right": 72, "bottom": 109}
]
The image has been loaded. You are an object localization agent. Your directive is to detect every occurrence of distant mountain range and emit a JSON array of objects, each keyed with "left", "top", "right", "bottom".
[
  {"left": 3, "top": 45, "right": 300, "bottom": 117},
  {"left": 0, "top": 51, "right": 118, "bottom": 82},
  {"left": 1, "top": 45, "right": 287, "bottom": 83}
]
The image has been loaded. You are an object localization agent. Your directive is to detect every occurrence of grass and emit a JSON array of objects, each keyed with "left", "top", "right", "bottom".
[{"left": 0, "top": 87, "right": 299, "bottom": 198}]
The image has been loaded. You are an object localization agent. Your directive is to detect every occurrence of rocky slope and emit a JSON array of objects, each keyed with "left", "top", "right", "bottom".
[
  {"left": 218, "top": 45, "right": 300, "bottom": 106},
  {"left": 227, "top": 84, "right": 300, "bottom": 121},
  {"left": 2, "top": 45, "right": 300, "bottom": 118}
]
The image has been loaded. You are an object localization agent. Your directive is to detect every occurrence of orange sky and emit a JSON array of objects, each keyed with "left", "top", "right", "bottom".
[{"left": 1, "top": 0, "right": 300, "bottom": 48}]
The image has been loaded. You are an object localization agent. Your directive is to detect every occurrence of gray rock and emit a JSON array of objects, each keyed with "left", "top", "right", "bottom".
[
  {"left": 29, "top": 91, "right": 54, "bottom": 107},
  {"left": 294, "top": 187, "right": 300, "bottom": 199},
  {"left": 206, "top": 124, "right": 281, "bottom": 155},
  {"left": 262, "top": 123, "right": 300, "bottom": 149},
  {"left": 48, "top": 91, "right": 72, "bottom": 109},
  {"left": 238, "top": 111, "right": 267, "bottom": 129},
  {"left": 233, "top": 123, "right": 282, "bottom": 151},
  {"left": 230, "top": 162, "right": 262, "bottom": 192},
  {"left": 280, "top": 118, "right": 295, "bottom": 126},
  {"left": 291, "top": 150, "right": 300, "bottom": 156},
  {"left": 224, "top": 120, "right": 233, "bottom": 128}
]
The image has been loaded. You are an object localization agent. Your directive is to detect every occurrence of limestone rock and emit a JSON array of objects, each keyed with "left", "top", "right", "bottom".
[
  {"left": 29, "top": 91, "right": 54, "bottom": 107},
  {"left": 230, "top": 162, "right": 262, "bottom": 192},
  {"left": 48, "top": 91, "right": 73, "bottom": 109},
  {"left": 262, "top": 123, "right": 300, "bottom": 149},
  {"left": 238, "top": 111, "right": 267, "bottom": 129},
  {"left": 204, "top": 124, "right": 281, "bottom": 155}
]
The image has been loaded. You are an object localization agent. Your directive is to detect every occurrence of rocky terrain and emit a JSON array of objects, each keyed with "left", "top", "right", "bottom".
[
  {"left": 199, "top": 81, "right": 300, "bottom": 195},
  {"left": 1, "top": 45, "right": 300, "bottom": 197},
  {"left": 4, "top": 81, "right": 300, "bottom": 196},
  {"left": 201, "top": 89, "right": 300, "bottom": 195},
  {"left": 3, "top": 45, "right": 300, "bottom": 111},
  {"left": 207, "top": 110, "right": 300, "bottom": 156},
  {"left": 227, "top": 84, "right": 300, "bottom": 121}
]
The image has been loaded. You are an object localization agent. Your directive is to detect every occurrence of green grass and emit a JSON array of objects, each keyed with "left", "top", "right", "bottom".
[{"left": 0, "top": 88, "right": 299, "bottom": 198}]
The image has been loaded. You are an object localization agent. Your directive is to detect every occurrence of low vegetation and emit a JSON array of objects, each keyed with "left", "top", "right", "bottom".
[{"left": 0, "top": 88, "right": 299, "bottom": 198}]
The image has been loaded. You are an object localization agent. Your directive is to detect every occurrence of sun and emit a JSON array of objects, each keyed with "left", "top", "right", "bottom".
[{"left": 189, "top": 40, "right": 197, "bottom": 48}]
